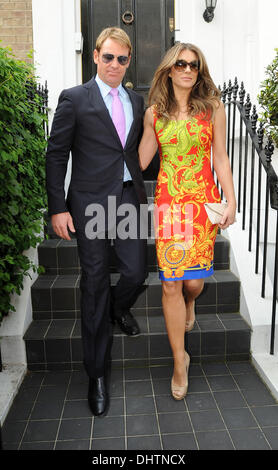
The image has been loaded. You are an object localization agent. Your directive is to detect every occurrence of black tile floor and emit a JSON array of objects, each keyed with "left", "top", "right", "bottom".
[{"left": 2, "top": 360, "right": 278, "bottom": 450}]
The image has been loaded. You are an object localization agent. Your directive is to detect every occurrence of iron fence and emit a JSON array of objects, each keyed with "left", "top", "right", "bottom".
[
  {"left": 25, "top": 79, "right": 49, "bottom": 136},
  {"left": 219, "top": 78, "right": 278, "bottom": 355}
]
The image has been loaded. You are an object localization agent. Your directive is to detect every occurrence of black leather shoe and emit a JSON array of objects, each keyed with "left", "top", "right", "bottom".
[
  {"left": 115, "top": 310, "right": 140, "bottom": 336},
  {"left": 88, "top": 376, "right": 109, "bottom": 416}
]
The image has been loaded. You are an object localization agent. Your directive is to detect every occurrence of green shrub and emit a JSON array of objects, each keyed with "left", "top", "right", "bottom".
[
  {"left": 0, "top": 45, "right": 47, "bottom": 323},
  {"left": 258, "top": 48, "right": 278, "bottom": 147}
]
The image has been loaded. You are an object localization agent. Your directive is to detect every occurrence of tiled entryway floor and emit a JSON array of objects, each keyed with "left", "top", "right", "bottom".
[{"left": 2, "top": 361, "right": 278, "bottom": 450}]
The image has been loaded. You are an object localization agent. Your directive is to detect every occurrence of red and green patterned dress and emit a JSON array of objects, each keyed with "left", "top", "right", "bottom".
[{"left": 153, "top": 109, "right": 221, "bottom": 281}]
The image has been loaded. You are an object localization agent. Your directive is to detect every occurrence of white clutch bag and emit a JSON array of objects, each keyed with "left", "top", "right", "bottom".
[{"left": 204, "top": 202, "right": 228, "bottom": 224}]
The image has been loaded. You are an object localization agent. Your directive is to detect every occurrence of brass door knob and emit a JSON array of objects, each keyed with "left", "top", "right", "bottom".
[{"left": 125, "top": 81, "right": 134, "bottom": 89}]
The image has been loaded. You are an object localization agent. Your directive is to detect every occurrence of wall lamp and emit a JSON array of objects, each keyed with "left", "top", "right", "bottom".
[{"left": 203, "top": 0, "right": 217, "bottom": 23}]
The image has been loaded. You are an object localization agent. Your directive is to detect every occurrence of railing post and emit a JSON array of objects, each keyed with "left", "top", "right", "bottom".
[
  {"left": 248, "top": 105, "right": 258, "bottom": 251},
  {"left": 242, "top": 94, "right": 251, "bottom": 230},
  {"left": 255, "top": 123, "right": 264, "bottom": 273},
  {"left": 44, "top": 80, "right": 49, "bottom": 137},
  {"left": 231, "top": 77, "right": 238, "bottom": 173},
  {"left": 261, "top": 138, "right": 274, "bottom": 298},
  {"left": 227, "top": 79, "right": 233, "bottom": 159},
  {"left": 221, "top": 82, "right": 228, "bottom": 200},
  {"left": 270, "top": 186, "right": 278, "bottom": 354},
  {"left": 238, "top": 82, "right": 246, "bottom": 212}
]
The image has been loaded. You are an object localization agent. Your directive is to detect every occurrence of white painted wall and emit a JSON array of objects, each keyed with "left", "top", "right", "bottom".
[
  {"left": 1, "top": 0, "right": 276, "bottom": 404},
  {"left": 0, "top": 246, "right": 39, "bottom": 365},
  {"left": 32, "top": 0, "right": 82, "bottom": 120},
  {"left": 31, "top": 0, "right": 278, "bottom": 116},
  {"left": 31, "top": 0, "right": 278, "bottom": 125},
  {"left": 32, "top": 0, "right": 82, "bottom": 192},
  {"left": 175, "top": 0, "right": 278, "bottom": 106}
]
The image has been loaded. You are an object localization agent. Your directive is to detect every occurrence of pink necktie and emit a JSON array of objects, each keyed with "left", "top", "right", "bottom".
[{"left": 110, "top": 88, "right": 126, "bottom": 147}]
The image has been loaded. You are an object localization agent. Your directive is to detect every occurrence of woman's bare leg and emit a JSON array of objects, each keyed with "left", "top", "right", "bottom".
[
  {"left": 162, "top": 280, "right": 188, "bottom": 387},
  {"left": 183, "top": 278, "right": 204, "bottom": 329}
]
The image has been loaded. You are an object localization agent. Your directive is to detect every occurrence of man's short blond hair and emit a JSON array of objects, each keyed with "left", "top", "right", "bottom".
[{"left": 95, "top": 27, "right": 132, "bottom": 55}]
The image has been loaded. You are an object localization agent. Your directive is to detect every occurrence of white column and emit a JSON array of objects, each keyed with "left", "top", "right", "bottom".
[
  {"left": 32, "top": 0, "right": 82, "bottom": 119},
  {"left": 32, "top": 0, "right": 82, "bottom": 194}
]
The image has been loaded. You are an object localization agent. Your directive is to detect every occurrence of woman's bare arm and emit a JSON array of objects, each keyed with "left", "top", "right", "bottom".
[
  {"left": 212, "top": 101, "right": 237, "bottom": 229},
  {"left": 138, "top": 107, "right": 158, "bottom": 171}
]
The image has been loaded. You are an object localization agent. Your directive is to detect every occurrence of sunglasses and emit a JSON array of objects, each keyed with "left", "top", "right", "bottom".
[
  {"left": 101, "top": 53, "right": 130, "bottom": 66},
  {"left": 173, "top": 60, "right": 200, "bottom": 72}
]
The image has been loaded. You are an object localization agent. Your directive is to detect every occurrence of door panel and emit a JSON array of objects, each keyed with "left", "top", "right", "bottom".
[{"left": 135, "top": 0, "right": 165, "bottom": 90}]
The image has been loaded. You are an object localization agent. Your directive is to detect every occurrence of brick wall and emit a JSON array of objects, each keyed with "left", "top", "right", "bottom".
[{"left": 0, "top": 0, "right": 33, "bottom": 63}]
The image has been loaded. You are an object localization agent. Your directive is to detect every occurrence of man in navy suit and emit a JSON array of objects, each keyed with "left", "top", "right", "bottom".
[{"left": 46, "top": 27, "right": 148, "bottom": 416}]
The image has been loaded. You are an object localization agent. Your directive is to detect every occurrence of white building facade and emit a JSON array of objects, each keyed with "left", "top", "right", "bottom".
[
  {"left": 32, "top": 0, "right": 278, "bottom": 120},
  {"left": 1, "top": 0, "right": 277, "bottom": 427},
  {"left": 31, "top": 0, "right": 278, "bottom": 396}
]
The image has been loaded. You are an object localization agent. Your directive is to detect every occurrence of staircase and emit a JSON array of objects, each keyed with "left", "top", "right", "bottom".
[{"left": 24, "top": 181, "right": 251, "bottom": 372}]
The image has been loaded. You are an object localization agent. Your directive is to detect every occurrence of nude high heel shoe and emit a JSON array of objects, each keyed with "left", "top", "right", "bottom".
[{"left": 171, "top": 351, "right": 190, "bottom": 400}]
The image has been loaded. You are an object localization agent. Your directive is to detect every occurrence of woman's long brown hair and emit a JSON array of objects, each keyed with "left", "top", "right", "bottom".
[{"left": 148, "top": 42, "right": 221, "bottom": 121}]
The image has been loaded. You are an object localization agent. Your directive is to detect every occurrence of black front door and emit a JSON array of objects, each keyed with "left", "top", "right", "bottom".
[
  {"left": 81, "top": 0, "right": 175, "bottom": 97},
  {"left": 81, "top": 0, "right": 175, "bottom": 178}
]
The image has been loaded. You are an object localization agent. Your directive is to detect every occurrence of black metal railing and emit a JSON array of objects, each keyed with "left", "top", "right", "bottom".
[
  {"left": 25, "top": 79, "right": 49, "bottom": 136},
  {"left": 219, "top": 78, "right": 278, "bottom": 355}
]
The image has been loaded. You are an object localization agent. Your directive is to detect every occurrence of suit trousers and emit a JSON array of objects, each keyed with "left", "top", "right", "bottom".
[{"left": 68, "top": 185, "right": 148, "bottom": 378}]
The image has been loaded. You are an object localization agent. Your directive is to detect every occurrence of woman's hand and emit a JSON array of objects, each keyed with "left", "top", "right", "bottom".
[{"left": 218, "top": 204, "right": 236, "bottom": 230}]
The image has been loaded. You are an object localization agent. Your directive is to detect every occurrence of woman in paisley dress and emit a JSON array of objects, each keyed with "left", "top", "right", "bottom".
[{"left": 139, "top": 43, "right": 236, "bottom": 400}]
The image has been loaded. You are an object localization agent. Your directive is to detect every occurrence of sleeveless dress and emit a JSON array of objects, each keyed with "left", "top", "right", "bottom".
[{"left": 153, "top": 110, "right": 221, "bottom": 281}]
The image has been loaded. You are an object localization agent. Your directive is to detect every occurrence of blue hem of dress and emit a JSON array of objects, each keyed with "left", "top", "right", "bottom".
[{"left": 159, "top": 265, "right": 214, "bottom": 281}]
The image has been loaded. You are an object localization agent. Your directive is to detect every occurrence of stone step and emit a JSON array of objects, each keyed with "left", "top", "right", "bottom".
[
  {"left": 28, "top": 179, "right": 250, "bottom": 374},
  {"left": 23, "top": 312, "right": 251, "bottom": 372},
  {"left": 30, "top": 270, "right": 239, "bottom": 320},
  {"left": 38, "top": 234, "right": 230, "bottom": 275}
]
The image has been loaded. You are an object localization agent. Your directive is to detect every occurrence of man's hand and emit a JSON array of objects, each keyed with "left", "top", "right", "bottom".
[{"left": 51, "top": 212, "right": 76, "bottom": 240}]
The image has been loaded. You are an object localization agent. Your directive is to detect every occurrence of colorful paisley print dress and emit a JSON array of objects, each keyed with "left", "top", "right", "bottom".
[{"left": 153, "top": 110, "right": 221, "bottom": 281}]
